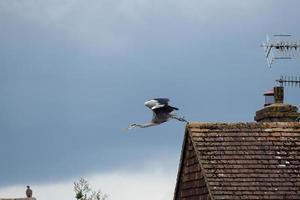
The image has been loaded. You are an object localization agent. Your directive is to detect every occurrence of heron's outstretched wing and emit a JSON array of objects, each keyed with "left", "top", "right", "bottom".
[
  {"left": 151, "top": 109, "right": 168, "bottom": 124},
  {"left": 154, "top": 105, "right": 178, "bottom": 113},
  {"left": 153, "top": 99, "right": 179, "bottom": 110},
  {"left": 153, "top": 98, "right": 169, "bottom": 104},
  {"left": 145, "top": 98, "right": 169, "bottom": 110},
  {"left": 151, "top": 105, "right": 178, "bottom": 123}
]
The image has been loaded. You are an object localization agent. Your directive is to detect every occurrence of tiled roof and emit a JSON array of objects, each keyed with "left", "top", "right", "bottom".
[{"left": 179, "top": 122, "right": 300, "bottom": 200}]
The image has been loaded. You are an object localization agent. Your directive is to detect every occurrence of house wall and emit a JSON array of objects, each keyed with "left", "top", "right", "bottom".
[{"left": 175, "top": 136, "right": 210, "bottom": 200}]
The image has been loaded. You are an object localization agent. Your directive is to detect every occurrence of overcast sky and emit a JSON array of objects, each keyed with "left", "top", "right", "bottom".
[{"left": 1, "top": 1, "right": 300, "bottom": 200}]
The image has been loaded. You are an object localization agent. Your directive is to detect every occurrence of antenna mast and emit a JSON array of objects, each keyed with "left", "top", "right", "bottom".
[
  {"left": 276, "top": 75, "right": 300, "bottom": 87},
  {"left": 261, "top": 34, "right": 300, "bottom": 67}
]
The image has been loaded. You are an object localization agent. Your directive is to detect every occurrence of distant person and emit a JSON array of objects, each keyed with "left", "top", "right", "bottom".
[{"left": 26, "top": 185, "right": 32, "bottom": 198}]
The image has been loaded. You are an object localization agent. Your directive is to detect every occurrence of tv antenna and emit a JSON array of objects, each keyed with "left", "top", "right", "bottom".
[
  {"left": 261, "top": 34, "right": 300, "bottom": 67},
  {"left": 276, "top": 75, "right": 300, "bottom": 87}
]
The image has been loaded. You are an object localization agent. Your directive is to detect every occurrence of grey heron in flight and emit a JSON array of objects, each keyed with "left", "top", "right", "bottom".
[{"left": 128, "top": 98, "right": 187, "bottom": 129}]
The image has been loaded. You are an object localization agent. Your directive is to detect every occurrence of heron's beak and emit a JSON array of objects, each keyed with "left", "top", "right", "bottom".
[
  {"left": 127, "top": 124, "right": 137, "bottom": 130},
  {"left": 122, "top": 125, "right": 133, "bottom": 132}
]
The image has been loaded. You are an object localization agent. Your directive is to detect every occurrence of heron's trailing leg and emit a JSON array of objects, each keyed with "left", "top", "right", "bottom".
[{"left": 170, "top": 115, "right": 188, "bottom": 122}]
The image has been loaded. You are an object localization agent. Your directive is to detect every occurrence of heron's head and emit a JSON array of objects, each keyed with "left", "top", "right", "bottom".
[{"left": 128, "top": 123, "right": 138, "bottom": 129}]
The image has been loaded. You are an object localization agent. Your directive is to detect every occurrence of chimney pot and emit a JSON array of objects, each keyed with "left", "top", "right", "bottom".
[{"left": 264, "top": 89, "right": 274, "bottom": 107}]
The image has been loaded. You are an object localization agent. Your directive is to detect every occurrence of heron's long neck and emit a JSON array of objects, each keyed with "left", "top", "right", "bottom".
[{"left": 137, "top": 122, "right": 157, "bottom": 128}]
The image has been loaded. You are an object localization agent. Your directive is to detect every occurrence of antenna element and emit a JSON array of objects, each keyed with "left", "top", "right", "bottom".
[
  {"left": 261, "top": 34, "right": 300, "bottom": 67},
  {"left": 276, "top": 75, "right": 300, "bottom": 87}
]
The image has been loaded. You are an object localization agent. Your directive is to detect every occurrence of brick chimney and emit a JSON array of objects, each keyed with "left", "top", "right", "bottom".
[{"left": 255, "top": 86, "right": 300, "bottom": 122}]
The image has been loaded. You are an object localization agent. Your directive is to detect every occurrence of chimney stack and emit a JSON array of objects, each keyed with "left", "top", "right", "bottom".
[
  {"left": 274, "top": 86, "right": 284, "bottom": 103},
  {"left": 255, "top": 86, "right": 300, "bottom": 122}
]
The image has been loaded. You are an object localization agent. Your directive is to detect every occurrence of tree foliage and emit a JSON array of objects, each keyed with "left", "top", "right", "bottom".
[{"left": 74, "top": 178, "right": 108, "bottom": 200}]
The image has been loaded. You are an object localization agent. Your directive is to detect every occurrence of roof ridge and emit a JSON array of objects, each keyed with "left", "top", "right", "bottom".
[{"left": 188, "top": 122, "right": 300, "bottom": 129}]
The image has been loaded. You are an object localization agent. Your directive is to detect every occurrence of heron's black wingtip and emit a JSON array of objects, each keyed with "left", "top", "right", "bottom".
[{"left": 170, "top": 106, "right": 179, "bottom": 110}]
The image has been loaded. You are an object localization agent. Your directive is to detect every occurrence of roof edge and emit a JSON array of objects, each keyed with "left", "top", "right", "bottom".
[
  {"left": 188, "top": 121, "right": 300, "bottom": 129},
  {"left": 188, "top": 127, "right": 215, "bottom": 200},
  {"left": 173, "top": 124, "right": 189, "bottom": 200}
]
